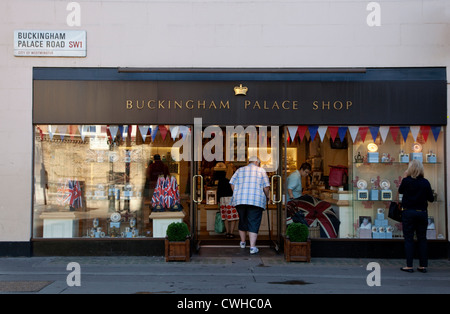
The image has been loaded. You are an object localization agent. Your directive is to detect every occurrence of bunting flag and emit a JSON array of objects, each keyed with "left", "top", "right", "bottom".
[
  {"left": 431, "top": 126, "right": 441, "bottom": 141},
  {"left": 369, "top": 126, "right": 379, "bottom": 141},
  {"left": 287, "top": 126, "right": 298, "bottom": 143},
  {"left": 328, "top": 126, "right": 339, "bottom": 142},
  {"left": 390, "top": 126, "right": 399, "bottom": 142},
  {"left": 358, "top": 126, "right": 369, "bottom": 142},
  {"left": 318, "top": 126, "right": 328, "bottom": 141},
  {"left": 78, "top": 125, "right": 90, "bottom": 141},
  {"left": 297, "top": 126, "right": 307, "bottom": 142},
  {"left": 108, "top": 125, "right": 119, "bottom": 141},
  {"left": 58, "top": 125, "right": 67, "bottom": 141},
  {"left": 151, "top": 125, "right": 158, "bottom": 141},
  {"left": 48, "top": 125, "right": 56, "bottom": 140},
  {"left": 178, "top": 126, "right": 190, "bottom": 139},
  {"left": 170, "top": 126, "right": 180, "bottom": 140},
  {"left": 410, "top": 126, "right": 420, "bottom": 142},
  {"left": 338, "top": 126, "right": 347, "bottom": 141},
  {"left": 159, "top": 125, "right": 168, "bottom": 141},
  {"left": 68, "top": 125, "right": 77, "bottom": 140},
  {"left": 379, "top": 126, "right": 389, "bottom": 143},
  {"left": 399, "top": 126, "right": 410, "bottom": 142},
  {"left": 420, "top": 125, "right": 430, "bottom": 142},
  {"left": 308, "top": 126, "right": 319, "bottom": 141},
  {"left": 138, "top": 125, "right": 150, "bottom": 142},
  {"left": 348, "top": 126, "right": 359, "bottom": 142}
]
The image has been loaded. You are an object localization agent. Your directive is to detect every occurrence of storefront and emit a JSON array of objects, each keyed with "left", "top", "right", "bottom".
[{"left": 31, "top": 67, "right": 448, "bottom": 257}]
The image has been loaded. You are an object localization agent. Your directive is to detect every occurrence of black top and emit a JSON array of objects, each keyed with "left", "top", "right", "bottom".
[
  {"left": 398, "top": 176, "right": 434, "bottom": 211},
  {"left": 215, "top": 171, "right": 233, "bottom": 199}
]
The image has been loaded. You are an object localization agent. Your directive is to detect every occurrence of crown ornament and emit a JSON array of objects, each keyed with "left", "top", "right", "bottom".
[{"left": 234, "top": 84, "right": 248, "bottom": 96}]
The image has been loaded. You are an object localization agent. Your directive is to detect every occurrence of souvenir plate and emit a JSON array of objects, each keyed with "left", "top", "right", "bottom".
[
  {"left": 379, "top": 179, "right": 390, "bottom": 190},
  {"left": 412, "top": 142, "right": 422, "bottom": 153},
  {"left": 357, "top": 179, "right": 368, "bottom": 190},
  {"left": 110, "top": 212, "right": 121, "bottom": 223},
  {"left": 367, "top": 143, "right": 378, "bottom": 152}
]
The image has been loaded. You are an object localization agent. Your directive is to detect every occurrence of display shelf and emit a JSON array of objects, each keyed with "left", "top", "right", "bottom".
[{"left": 351, "top": 129, "right": 445, "bottom": 240}]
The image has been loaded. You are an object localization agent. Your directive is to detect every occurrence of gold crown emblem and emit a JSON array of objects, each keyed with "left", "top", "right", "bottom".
[{"left": 234, "top": 84, "right": 248, "bottom": 96}]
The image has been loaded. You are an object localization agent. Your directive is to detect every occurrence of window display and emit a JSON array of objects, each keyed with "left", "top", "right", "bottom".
[
  {"left": 33, "top": 124, "right": 191, "bottom": 239},
  {"left": 283, "top": 125, "right": 446, "bottom": 240}
]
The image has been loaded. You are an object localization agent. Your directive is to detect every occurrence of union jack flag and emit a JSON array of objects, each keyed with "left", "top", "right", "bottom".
[
  {"left": 152, "top": 176, "right": 166, "bottom": 210},
  {"left": 286, "top": 195, "right": 340, "bottom": 238},
  {"left": 163, "top": 176, "right": 173, "bottom": 209},
  {"left": 68, "top": 179, "right": 83, "bottom": 209}
]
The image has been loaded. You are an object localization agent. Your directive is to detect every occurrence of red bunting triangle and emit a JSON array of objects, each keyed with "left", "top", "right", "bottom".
[
  {"left": 297, "top": 126, "right": 307, "bottom": 142},
  {"left": 159, "top": 125, "right": 168, "bottom": 141},
  {"left": 328, "top": 126, "right": 339, "bottom": 142},
  {"left": 420, "top": 125, "right": 430, "bottom": 143},
  {"left": 390, "top": 126, "right": 399, "bottom": 143},
  {"left": 358, "top": 126, "right": 369, "bottom": 142}
]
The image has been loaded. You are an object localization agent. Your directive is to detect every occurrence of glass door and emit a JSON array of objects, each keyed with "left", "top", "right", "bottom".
[{"left": 191, "top": 124, "right": 282, "bottom": 251}]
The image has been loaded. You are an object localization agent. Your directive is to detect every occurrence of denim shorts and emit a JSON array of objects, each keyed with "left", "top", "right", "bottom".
[{"left": 236, "top": 204, "right": 264, "bottom": 233}]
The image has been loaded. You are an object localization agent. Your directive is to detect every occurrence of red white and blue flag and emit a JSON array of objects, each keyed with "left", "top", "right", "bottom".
[
  {"left": 68, "top": 179, "right": 83, "bottom": 209},
  {"left": 286, "top": 195, "right": 340, "bottom": 238}
]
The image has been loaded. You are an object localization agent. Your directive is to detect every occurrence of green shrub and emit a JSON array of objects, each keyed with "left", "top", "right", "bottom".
[
  {"left": 166, "top": 222, "right": 190, "bottom": 241},
  {"left": 286, "top": 223, "right": 309, "bottom": 242}
]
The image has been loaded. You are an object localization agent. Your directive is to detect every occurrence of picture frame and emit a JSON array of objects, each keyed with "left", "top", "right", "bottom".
[
  {"left": 206, "top": 189, "right": 217, "bottom": 205},
  {"left": 359, "top": 216, "right": 372, "bottom": 230}
]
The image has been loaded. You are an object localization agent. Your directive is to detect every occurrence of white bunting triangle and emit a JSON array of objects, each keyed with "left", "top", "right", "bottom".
[
  {"left": 138, "top": 125, "right": 150, "bottom": 142},
  {"left": 48, "top": 125, "right": 56, "bottom": 140},
  {"left": 318, "top": 126, "right": 328, "bottom": 141},
  {"left": 178, "top": 126, "right": 190, "bottom": 139},
  {"left": 109, "top": 125, "right": 119, "bottom": 140},
  {"left": 410, "top": 126, "right": 420, "bottom": 141},
  {"left": 348, "top": 126, "right": 359, "bottom": 142},
  {"left": 170, "top": 126, "right": 180, "bottom": 140},
  {"left": 287, "top": 126, "right": 298, "bottom": 141},
  {"left": 379, "top": 126, "right": 389, "bottom": 143}
]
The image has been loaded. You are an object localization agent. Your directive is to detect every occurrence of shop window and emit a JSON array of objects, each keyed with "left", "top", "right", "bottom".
[
  {"left": 283, "top": 125, "right": 446, "bottom": 240},
  {"left": 33, "top": 125, "right": 191, "bottom": 239}
]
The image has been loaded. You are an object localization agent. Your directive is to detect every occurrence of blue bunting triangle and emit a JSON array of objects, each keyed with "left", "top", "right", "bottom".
[
  {"left": 308, "top": 126, "right": 318, "bottom": 141},
  {"left": 399, "top": 126, "right": 410, "bottom": 142},
  {"left": 369, "top": 126, "right": 379, "bottom": 141},
  {"left": 338, "top": 126, "right": 347, "bottom": 140},
  {"left": 431, "top": 126, "right": 441, "bottom": 141}
]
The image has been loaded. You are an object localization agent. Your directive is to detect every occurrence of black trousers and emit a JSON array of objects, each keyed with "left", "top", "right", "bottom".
[{"left": 402, "top": 209, "right": 428, "bottom": 267}]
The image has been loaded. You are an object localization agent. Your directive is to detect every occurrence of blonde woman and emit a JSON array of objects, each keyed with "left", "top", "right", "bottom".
[{"left": 398, "top": 159, "right": 434, "bottom": 273}]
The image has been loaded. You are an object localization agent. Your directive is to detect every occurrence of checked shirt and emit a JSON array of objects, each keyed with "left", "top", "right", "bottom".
[{"left": 229, "top": 163, "right": 270, "bottom": 209}]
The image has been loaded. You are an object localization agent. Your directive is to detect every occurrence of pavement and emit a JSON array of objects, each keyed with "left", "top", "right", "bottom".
[{"left": 1, "top": 246, "right": 449, "bottom": 298}]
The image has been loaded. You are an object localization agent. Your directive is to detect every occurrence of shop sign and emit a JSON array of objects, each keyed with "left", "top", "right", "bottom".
[{"left": 14, "top": 30, "right": 86, "bottom": 57}]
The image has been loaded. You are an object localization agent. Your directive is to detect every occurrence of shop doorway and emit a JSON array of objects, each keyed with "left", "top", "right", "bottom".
[{"left": 191, "top": 125, "right": 282, "bottom": 252}]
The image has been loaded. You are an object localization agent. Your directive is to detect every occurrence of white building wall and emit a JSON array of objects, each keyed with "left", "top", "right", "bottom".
[{"left": 0, "top": 0, "right": 449, "bottom": 241}]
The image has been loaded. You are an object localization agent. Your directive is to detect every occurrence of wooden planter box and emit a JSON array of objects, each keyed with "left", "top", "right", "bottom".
[
  {"left": 165, "top": 237, "right": 190, "bottom": 262},
  {"left": 284, "top": 238, "right": 311, "bottom": 262}
]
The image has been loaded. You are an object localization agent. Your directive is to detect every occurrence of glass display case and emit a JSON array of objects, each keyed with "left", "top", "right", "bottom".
[
  {"left": 283, "top": 125, "right": 446, "bottom": 241},
  {"left": 351, "top": 127, "right": 445, "bottom": 240},
  {"left": 33, "top": 124, "right": 191, "bottom": 239}
]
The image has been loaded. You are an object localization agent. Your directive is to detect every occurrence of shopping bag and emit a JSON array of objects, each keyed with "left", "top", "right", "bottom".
[
  {"left": 215, "top": 212, "right": 225, "bottom": 233},
  {"left": 388, "top": 201, "right": 402, "bottom": 222}
]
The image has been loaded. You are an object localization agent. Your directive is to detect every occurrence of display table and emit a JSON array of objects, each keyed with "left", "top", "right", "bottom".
[
  {"left": 149, "top": 211, "right": 185, "bottom": 238},
  {"left": 40, "top": 211, "right": 80, "bottom": 238}
]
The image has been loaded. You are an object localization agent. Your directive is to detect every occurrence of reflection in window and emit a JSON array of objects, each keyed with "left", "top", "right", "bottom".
[{"left": 33, "top": 125, "right": 190, "bottom": 239}]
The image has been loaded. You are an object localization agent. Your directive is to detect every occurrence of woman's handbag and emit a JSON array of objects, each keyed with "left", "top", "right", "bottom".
[
  {"left": 388, "top": 201, "right": 402, "bottom": 222},
  {"left": 215, "top": 212, "right": 225, "bottom": 233}
]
